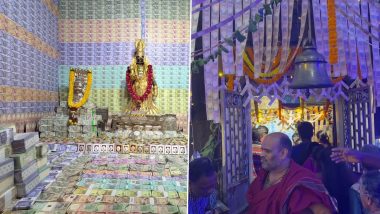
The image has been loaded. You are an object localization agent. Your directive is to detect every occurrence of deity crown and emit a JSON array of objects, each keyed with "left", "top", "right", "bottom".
[{"left": 135, "top": 39, "right": 145, "bottom": 56}]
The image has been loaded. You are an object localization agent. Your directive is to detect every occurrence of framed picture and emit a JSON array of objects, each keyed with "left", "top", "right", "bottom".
[
  {"left": 108, "top": 144, "right": 115, "bottom": 153},
  {"left": 179, "top": 146, "right": 186, "bottom": 155},
  {"left": 130, "top": 144, "right": 137, "bottom": 153},
  {"left": 150, "top": 145, "right": 157, "bottom": 154},
  {"left": 143, "top": 145, "right": 150, "bottom": 154},
  {"left": 86, "top": 144, "right": 92, "bottom": 153},
  {"left": 93, "top": 144, "right": 100, "bottom": 153},
  {"left": 115, "top": 144, "right": 122, "bottom": 153},
  {"left": 171, "top": 146, "right": 179, "bottom": 155},
  {"left": 137, "top": 145, "right": 144, "bottom": 154},
  {"left": 123, "top": 145, "right": 130, "bottom": 154},
  {"left": 78, "top": 144, "right": 85, "bottom": 153},
  {"left": 101, "top": 144, "right": 107, "bottom": 153},
  {"left": 165, "top": 145, "right": 171, "bottom": 154},
  {"left": 157, "top": 145, "right": 164, "bottom": 154}
]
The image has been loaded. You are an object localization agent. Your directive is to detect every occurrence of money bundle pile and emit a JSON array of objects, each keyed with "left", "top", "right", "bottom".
[
  {"left": 7, "top": 149, "right": 188, "bottom": 212},
  {"left": 95, "top": 108, "right": 109, "bottom": 131},
  {"left": 111, "top": 114, "right": 179, "bottom": 132},
  {"left": 0, "top": 127, "right": 14, "bottom": 145},
  {"left": 39, "top": 102, "right": 104, "bottom": 140},
  {"left": 39, "top": 115, "right": 69, "bottom": 138},
  {"left": 0, "top": 158, "right": 15, "bottom": 209},
  {"left": 64, "top": 102, "right": 101, "bottom": 139},
  {"left": 0, "top": 186, "right": 16, "bottom": 211},
  {"left": 56, "top": 101, "right": 69, "bottom": 116},
  {"left": 10, "top": 133, "right": 40, "bottom": 198},
  {"left": 0, "top": 126, "right": 14, "bottom": 164},
  {"left": 35, "top": 143, "right": 50, "bottom": 181},
  {"left": 12, "top": 150, "right": 84, "bottom": 211},
  {"left": 0, "top": 128, "right": 16, "bottom": 210}
]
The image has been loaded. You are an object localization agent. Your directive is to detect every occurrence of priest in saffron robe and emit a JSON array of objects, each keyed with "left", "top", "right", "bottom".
[{"left": 247, "top": 132, "right": 337, "bottom": 214}]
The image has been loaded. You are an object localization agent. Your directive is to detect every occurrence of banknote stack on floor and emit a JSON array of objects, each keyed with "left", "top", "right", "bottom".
[
  {"left": 39, "top": 102, "right": 103, "bottom": 140},
  {"left": 10, "top": 132, "right": 40, "bottom": 200},
  {"left": 38, "top": 115, "right": 69, "bottom": 138},
  {"left": 0, "top": 127, "right": 16, "bottom": 211},
  {"left": 35, "top": 143, "right": 50, "bottom": 181}
]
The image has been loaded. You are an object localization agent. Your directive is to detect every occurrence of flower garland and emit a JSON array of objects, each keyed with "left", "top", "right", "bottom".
[
  {"left": 253, "top": 48, "right": 301, "bottom": 84},
  {"left": 225, "top": 74, "right": 235, "bottom": 92},
  {"left": 327, "top": 0, "right": 338, "bottom": 64},
  {"left": 242, "top": 47, "right": 283, "bottom": 78},
  {"left": 68, "top": 69, "right": 92, "bottom": 109},
  {"left": 126, "top": 65, "right": 153, "bottom": 102}
]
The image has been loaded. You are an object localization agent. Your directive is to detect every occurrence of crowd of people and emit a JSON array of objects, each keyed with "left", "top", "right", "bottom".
[{"left": 189, "top": 121, "right": 380, "bottom": 214}]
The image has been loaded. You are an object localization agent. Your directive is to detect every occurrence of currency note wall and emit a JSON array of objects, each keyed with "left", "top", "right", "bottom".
[
  {"left": 0, "top": 0, "right": 60, "bottom": 128},
  {"left": 58, "top": 0, "right": 190, "bottom": 119}
]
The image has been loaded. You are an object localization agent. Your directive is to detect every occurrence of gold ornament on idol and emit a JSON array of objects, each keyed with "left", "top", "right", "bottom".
[{"left": 125, "top": 39, "right": 158, "bottom": 115}]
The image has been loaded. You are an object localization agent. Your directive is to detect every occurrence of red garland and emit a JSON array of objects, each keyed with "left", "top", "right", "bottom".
[{"left": 126, "top": 65, "right": 154, "bottom": 102}]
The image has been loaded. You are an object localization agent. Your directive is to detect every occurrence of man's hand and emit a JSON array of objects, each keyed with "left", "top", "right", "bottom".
[{"left": 330, "top": 147, "right": 361, "bottom": 164}]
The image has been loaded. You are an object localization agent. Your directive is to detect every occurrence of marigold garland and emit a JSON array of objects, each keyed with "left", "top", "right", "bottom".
[
  {"left": 253, "top": 48, "right": 301, "bottom": 84},
  {"left": 327, "top": 0, "right": 338, "bottom": 64},
  {"left": 126, "top": 65, "right": 153, "bottom": 102},
  {"left": 68, "top": 69, "right": 92, "bottom": 109},
  {"left": 242, "top": 47, "right": 283, "bottom": 79},
  {"left": 225, "top": 74, "right": 235, "bottom": 92}
]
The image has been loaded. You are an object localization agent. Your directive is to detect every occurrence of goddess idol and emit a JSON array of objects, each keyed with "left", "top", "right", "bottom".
[{"left": 125, "top": 39, "right": 158, "bottom": 115}]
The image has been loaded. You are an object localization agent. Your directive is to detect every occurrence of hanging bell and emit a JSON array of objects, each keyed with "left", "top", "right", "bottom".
[{"left": 289, "top": 45, "right": 333, "bottom": 89}]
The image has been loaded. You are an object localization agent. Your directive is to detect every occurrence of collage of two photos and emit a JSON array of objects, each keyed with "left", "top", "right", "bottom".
[{"left": 2, "top": 0, "right": 380, "bottom": 213}]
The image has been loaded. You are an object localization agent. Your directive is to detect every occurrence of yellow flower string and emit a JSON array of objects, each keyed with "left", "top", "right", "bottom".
[
  {"left": 68, "top": 68, "right": 93, "bottom": 109},
  {"left": 225, "top": 74, "right": 235, "bottom": 91},
  {"left": 327, "top": 0, "right": 338, "bottom": 64},
  {"left": 242, "top": 47, "right": 282, "bottom": 78}
]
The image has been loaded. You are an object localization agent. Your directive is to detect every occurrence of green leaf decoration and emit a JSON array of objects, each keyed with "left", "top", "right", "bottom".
[
  {"left": 190, "top": 0, "right": 282, "bottom": 73},
  {"left": 255, "top": 13, "right": 263, "bottom": 23},
  {"left": 214, "top": 51, "right": 219, "bottom": 58},
  {"left": 234, "top": 30, "right": 246, "bottom": 42},
  {"left": 248, "top": 19, "right": 258, "bottom": 32},
  {"left": 263, "top": 4, "right": 272, "bottom": 15},
  {"left": 273, "top": 0, "right": 282, "bottom": 5},
  {"left": 219, "top": 45, "right": 229, "bottom": 53},
  {"left": 191, "top": 62, "right": 199, "bottom": 73},
  {"left": 198, "top": 59, "right": 206, "bottom": 66},
  {"left": 208, "top": 54, "right": 215, "bottom": 62},
  {"left": 224, "top": 38, "right": 234, "bottom": 46}
]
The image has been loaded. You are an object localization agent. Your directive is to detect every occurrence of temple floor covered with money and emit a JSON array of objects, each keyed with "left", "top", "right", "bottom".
[{"left": 0, "top": 0, "right": 190, "bottom": 213}]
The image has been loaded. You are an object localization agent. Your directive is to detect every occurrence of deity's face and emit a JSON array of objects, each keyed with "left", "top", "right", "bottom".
[{"left": 136, "top": 56, "right": 144, "bottom": 65}]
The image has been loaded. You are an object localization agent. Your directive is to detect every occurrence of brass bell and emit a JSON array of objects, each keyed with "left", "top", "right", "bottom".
[{"left": 289, "top": 44, "right": 333, "bottom": 89}]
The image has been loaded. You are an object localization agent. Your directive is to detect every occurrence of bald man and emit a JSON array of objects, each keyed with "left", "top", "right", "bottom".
[{"left": 247, "top": 132, "right": 336, "bottom": 214}]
